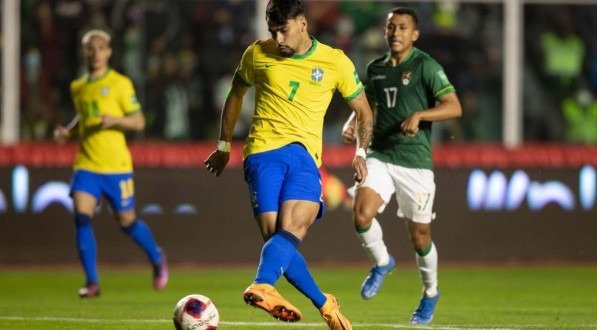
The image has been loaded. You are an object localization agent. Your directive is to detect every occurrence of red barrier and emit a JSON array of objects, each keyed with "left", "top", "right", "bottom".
[
  {"left": 432, "top": 143, "right": 597, "bottom": 168},
  {"left": 0, "top": 142, "right": 596, "bottom": 168}
]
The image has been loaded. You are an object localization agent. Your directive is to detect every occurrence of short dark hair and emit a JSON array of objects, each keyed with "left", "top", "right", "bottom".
[
  {"left": 266, "top": 0, "right": 306, "bottom": 26},
  {"left": 390, "top": 7, "right": 419, "bottom": 28}
]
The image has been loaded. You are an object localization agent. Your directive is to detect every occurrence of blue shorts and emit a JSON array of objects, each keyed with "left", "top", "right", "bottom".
[
  {"left": 243, "top": 143, "right": 325, "bottom": 219},
  {"left": 70, "top": 170, "right": 136, "bottom": 212}
]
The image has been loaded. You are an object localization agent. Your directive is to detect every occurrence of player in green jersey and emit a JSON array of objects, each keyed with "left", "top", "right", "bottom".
[{"left": 342, "top": 7, "right": 462, "bottom": 324}]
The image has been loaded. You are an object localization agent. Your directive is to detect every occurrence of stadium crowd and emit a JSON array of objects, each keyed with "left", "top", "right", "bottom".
[{"left": 16, "top": 0, "right": 597, "bottom": 144}]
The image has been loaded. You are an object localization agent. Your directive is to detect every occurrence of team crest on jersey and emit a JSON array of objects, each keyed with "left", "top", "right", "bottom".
[
  {"left": 311, "top": 67, "right": 324, "bottom": 82},
  {"left": 100, "top": 86, "right": 110, "bottom": 96},
  {"left": 437, "top": 70, "right": 450, "bottom": 85},
  {"left": 401, "top": 71, "right": 412, "bottom": 85}
]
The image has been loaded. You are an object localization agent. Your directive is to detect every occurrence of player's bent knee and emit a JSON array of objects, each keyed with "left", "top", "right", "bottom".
[
  {"left": 115, "top": 208, "right": 136, "bottom": 224},
  {"left": 74, "top": 213, "right": 92, "bottom": 227},
  {"left": 410, "top": 234, "right": 431, "bottom": 252},
  {"left": 353, "top": 206, "right": 376, "bottom": 227}
]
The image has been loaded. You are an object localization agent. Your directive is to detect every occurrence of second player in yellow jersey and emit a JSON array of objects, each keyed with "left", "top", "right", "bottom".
[
  {"left": 54, "top": 29, "right": 168, "bottom": 299},
  {"left": 70, "top": 69, "right": 140, "bottom": 173}
]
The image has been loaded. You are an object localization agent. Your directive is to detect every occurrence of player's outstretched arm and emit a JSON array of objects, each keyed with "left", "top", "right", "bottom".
[
  {"left": 53, "top": 114, "right": 80, "bottom": 144},
  {"left": 205, "top": 77, "right": 248, "bottom": 177},
  {"left": 347, "top": 91, "right": 373, "bottom": 184},
  {"left": 102, "top": 111, "right": 145, "bottom": 132}
]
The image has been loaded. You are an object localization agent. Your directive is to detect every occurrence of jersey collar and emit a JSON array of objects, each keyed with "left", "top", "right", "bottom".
[
  {"left": 87, "top": 68, "right": 112, "bottom": 83},
  {"left": 384, "top": 47, "right": 419, "bottom": 66},
  {"left": 291, "top": 37, "right": 317, "bottom": 60}
]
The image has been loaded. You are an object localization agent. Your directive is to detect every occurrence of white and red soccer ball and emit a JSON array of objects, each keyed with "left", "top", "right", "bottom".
[{"left": 173, "top": 294, "right": 219, "bottom": 330}]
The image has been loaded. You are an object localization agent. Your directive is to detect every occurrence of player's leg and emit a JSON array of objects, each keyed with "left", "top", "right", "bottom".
[
  {"left": 244, "top": 211, "right": 304, "bottom": 322},
  {"left": 406, "top": 220, "right": 439, "bottom": 324},
  {"left": 105, "top": 173, "right": 167, "bottom": 290},
  {"left": 406, "top": 220, "right": 437, "bottom": 295},
  {"left": 278, "top": 199, "right": 327, "bottom": 307},
  {"left": 284, "top": 250, "right": 325, "bottom": 307},
  {"left": 392, "top": 166, "right": 439, "bottom": 324},
  {"left": 70, "top": 170, "right": 101, "bottom": 298},
  {"left": 254, "top": 196, "right": 328, "bottom": 315},
  {"left": 255, "top": 213, "right": 329, "bottom": 313},
  {"left": 242, "top": 147, "right": 303, "bottom": 322},
  {"left": 253, "top": 211, "right": 295, "bottom": 286},
  {"left": 115, "top": 209, "right": 168, "bottom": 290},
  {"left": 353, "top": 158, "right": 396, "bottom": 299},
  {"left": 278, "top": 199, "right": 351, "bottom": 329},
  {"left": 277, "top": 144, "right": 326, "bottom": 310},
  {"left": 244, "top": 200, "right": 319, "bottom": 322},
  {"left": 279, "top": 143, "right": 351, "bottom": 329},
  {"left": 354, "top": 188, "right": 387, "bottom": 263}
]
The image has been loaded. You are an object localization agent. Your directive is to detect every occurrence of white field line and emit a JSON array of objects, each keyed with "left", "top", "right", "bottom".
[{"left": 0, "top": 316, "right": 596, "bottom": 329}]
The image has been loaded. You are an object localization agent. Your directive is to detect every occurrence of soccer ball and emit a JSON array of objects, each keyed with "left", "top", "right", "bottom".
[{"left": 172, "top": 294, "right": 219, "bottom": 330}]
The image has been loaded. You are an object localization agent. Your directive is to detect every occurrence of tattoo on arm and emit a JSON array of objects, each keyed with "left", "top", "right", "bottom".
[{"left": 356, "top": 115, "right": 373, "bottom": 149}]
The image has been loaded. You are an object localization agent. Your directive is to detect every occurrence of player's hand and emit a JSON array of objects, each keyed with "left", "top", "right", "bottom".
[
  {"left": 341, "top": 123, "right": 356, "bottom": 143},
  {"left": 101, "top": 115, "right": 119, "bottom": 129},
  {"left": 352, "top": 154, "right": 368, "bottom": 184},
  {"left": 204, "top": 150, "right": 230, "bottom": 177},
  {"left": 53, "top": 125, "right": 71, "bottom": 144},
  {"left": 400, "top": 113, "right": 420, "bottom": 136}
]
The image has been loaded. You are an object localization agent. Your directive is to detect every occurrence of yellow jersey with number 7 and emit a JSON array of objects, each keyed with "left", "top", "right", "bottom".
[
  {"left": 235, "top": 38, "right": 364, "bottom": 167},
  {"left": 70, "top": 69, "right": 141, "bottom": 173}
]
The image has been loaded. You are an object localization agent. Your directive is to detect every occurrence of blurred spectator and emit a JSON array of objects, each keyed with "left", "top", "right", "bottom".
[
  {"left": 54, "top": 0, "right": 85, "bottom": 121},
  {"left": 525, "top": 6, "right": 588, "bottom": 141},
  {"left": 523, "top": 64, "right": 561, "bottom": 141},
  {"left": 562, "top": 85, "right": 597, "bottom": 143},
  {"left": 22, "top": 0, "right": 64, "bottom": 139},
  {"left": 17, "top": 0, "right": 595, "bottom": 144},
  {"left": 178, "top": 35, "right": 208, "bottom": 140},
  {"left": 591, "top": 49, "right": 597, "bottom": 95},
  {"left": 539, "top": 13, "right": 585, "bottom": 89},
  {"left": 161, "top": 52, "right": 189, "bottom": 140},
  {"left": 432, "top": 1, "right": 458, "bottom": 32},
  {"left": 142, "top": 35, "right": 166, "bottom": 138},
  {"left": 121, "top": 2, "right": 143, "bottom": 89}
]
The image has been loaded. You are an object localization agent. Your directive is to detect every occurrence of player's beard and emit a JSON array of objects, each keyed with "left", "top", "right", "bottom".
[{"left": 278, "top": 46, "right": 295, "bottom": 57}]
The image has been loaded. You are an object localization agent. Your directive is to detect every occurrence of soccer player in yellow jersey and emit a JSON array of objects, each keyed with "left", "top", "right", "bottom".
[
  {"left": 204, "top": 1, "right": 373, "bottom": 329},
  {"left": 53, "top": 29, "right": 168, "bottom": 298}
]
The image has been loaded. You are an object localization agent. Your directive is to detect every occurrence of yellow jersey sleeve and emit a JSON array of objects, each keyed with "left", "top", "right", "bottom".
[
  {"left": 117, "top": 77, "right": 142, "bottom": 115},
  {"left": 335, "top": 50, "right": 364, "bottom": 102},
  {"left": 235, "top": 42, "right": 256, "bottom": 86}
]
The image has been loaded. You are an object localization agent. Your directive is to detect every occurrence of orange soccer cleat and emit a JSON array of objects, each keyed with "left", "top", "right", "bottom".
[
  {"left": 243, "top": 283, "right": 302, "bottom": 322},
  {"left": 319, "top": 293, "right": 352, "bottom": 330}
]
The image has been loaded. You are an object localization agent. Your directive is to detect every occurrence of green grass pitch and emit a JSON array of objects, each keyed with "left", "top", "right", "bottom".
[{"left": 1, "top": 265, "right": 596, "bottom": 329}]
